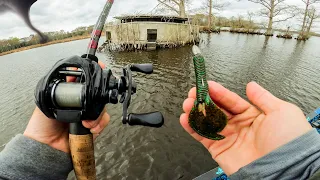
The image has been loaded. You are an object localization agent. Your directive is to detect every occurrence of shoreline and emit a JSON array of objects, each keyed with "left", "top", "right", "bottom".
[{"left": 0, "top": 35, "right": 91, "bottom": 57}]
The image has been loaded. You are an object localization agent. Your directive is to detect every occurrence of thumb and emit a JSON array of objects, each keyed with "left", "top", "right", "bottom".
[{"left": 246, "top": 82, "right": 282, "bottom": 114}]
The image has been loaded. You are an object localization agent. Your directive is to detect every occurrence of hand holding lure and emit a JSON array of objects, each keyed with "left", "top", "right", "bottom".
[{"left": 188, "top": 45, "right": 228, "bottom": 140}]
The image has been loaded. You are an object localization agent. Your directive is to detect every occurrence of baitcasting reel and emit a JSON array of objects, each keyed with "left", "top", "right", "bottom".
[
  {"left": 35, "top": 54, "right": 164, "bottom": 132},
  {"left": 34, "top": 54, "right": 164, "bottom": 179}
]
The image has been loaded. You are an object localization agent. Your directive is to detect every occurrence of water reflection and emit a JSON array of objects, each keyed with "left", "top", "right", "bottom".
[
  {"left": 285, "top": 41, "right": 306, "bottom": 78},
  {"left": 263, "top": 36, "right": 270, "bottom": 49}
]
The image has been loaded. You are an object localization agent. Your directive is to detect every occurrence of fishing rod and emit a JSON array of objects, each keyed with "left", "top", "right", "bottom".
[{"left": 34, "top": 0, "right": 164, "bottom": 179}]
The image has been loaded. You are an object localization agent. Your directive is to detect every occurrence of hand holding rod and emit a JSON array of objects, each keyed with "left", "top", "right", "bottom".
[
  {"left": 34, "top": 0, "right": 164, "bottom": 179},
  {"left": 35, "top": 56, "right": 164, "bottom": 180}
]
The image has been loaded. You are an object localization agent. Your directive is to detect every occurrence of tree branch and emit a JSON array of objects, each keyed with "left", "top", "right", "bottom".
[
  {"left": 158, "top": 0, "right": 179, "bottom": 14},
  {"left": 213, "top": 1, "right": 230, "bottom": 10},
  {"left": 274, "top": 0, "right": 286, "bottom": 7},
  {"left": 258, "top": 8, "right": 270, "bottom": 17},
  {"left": 310, "top": 0, "right": 320, "bottom": 5},
  {"left": 274, "top": 13, "right": 296, "bottom": 22},
  {"left": 171, "top": 0, "right": 180, "bottom": 6},
  {"left": 307, "top": 7, "right": 320, "bottom": 20},
  {"left": 248, "top": 0, "right": 271, "bottom": 10},
  {"left": 273, "top": 5, "right": 288, "bottom": 17}
]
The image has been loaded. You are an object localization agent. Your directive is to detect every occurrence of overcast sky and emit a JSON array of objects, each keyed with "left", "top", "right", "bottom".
[{"left": 0, "top": 0, "right": 319, "bottom": 39}]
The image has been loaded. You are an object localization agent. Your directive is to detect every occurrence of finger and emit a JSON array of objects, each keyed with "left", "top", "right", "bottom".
[
  {"left": 66, "top": 67, "right": 78, "bottom": 82},
  {"left": 82, "top": 119, "right": 100, "bottom": 129},
  {"left": 188, "top": 87, "right": 196, "bottom": 99},
  {"left": 208, "top": 81, "right": 251, "bottom": 115},
  {"left": 183, "top": 98, "right": 195, "bottom": 113},
  {"left": 82, "top": 108, "right": 107, "bottom": 128},
  {"left": 98, "top": 61, "right": 106, "bottom": 69},
  {"left": 180, "top": 113, "right": 205, "bottom": 142},
  {"left": 90, "top": 112, "right": 110, "bottom": 134},
  {"left": 92, "top": 110, "right": 109, "bottom": 140},
  {"left": 66, "top": 61, "right": 105, "bottom": 83},
  {"left": 246, "top": 81, "right": 281, "bottom": 114}
]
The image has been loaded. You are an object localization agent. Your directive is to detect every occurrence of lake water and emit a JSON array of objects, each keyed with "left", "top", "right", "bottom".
[{"left": 0, "top": 32, "right": 319, "bottom": 179}]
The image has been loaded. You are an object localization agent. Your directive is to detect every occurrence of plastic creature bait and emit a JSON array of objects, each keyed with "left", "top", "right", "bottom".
[{"left": 188, "top": 45, "right": 228, "bottom": 140}]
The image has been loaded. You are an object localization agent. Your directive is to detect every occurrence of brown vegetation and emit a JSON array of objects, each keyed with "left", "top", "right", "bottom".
[
  {"left": 0, "top": 35, "right": 90, "bottom": 56},
  {"left": 200, "top": 26, "right": 221, "bottom": 33}
]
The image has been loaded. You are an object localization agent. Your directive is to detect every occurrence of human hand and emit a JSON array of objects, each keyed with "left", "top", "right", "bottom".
[
  {"left": 23, "top": 61, "right": 110, "bottom": 153},
  {"left": 180, "top": 81, "right": 312, "bottom": 175}
]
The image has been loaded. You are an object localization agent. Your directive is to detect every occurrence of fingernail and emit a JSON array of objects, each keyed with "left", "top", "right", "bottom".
[
  {"left": 90, "top": 124, "right": 100, "bottom": 134},
  {"left": 90, "top": 129, "right": 96, "bottom": 134}
]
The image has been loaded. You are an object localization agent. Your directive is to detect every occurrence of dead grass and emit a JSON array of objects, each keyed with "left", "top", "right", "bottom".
[{"left": 0, "top": 35, "right": 91, "bottom": 56}]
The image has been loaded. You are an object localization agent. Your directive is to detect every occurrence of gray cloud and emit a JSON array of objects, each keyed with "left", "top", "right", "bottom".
[{"left": 0, "top": 0, "right": 319, "bottom": 39}]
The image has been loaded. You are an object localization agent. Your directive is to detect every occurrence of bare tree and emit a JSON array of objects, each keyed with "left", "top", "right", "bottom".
[
  {"left": 247, "top": 11, "right": 255, "bottom": 23},
  {"left": 209, "top": 0, "right": 213, "bottom": 27},
  {"left": 207, "top": 0, "right": 230, "bottom": 28},
  {"left": 246, "top": 11, "right": 256, "bottom": 29},
  {"left": 245, "top": 0, "right": 297, "bottom": 35},
  {"left": 238, "top": 14, "right": 244, "bottom": 27},
  {"left": 306, "top": 7, "right": 320, "bottom": 35},
  {"left": 299, "top": 0, "right": 320, "bottom": 38},
  {"left": 190, "top": 0, "right": 229, "bottom": 27},
  {"left": 158, "top": 0, "right": 189, "bottom": 17}
]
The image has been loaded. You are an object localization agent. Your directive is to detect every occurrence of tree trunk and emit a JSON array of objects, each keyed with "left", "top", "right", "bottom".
[
  {"left": 266, "top": 16, "right": 273, "bottom": 35},
  {"left": 208, "top": 0, "right": 212, "bottom": 28},
  {"left": 266, "top": 0, "right": 274, "bottom": 35},
  {"left": 179, "top": 0, "right": 186, "bottom": 18},
  {"left": 306, "top": 8, "right": 315, "bottom": 35},
  {"left": 300, "top": 0, "right": 309, "bottom": 37}
]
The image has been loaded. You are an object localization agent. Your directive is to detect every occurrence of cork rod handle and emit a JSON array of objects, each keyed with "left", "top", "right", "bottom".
[
  {"left": 69, "top": 122, "right": 96, "bottom": 180},
  {"left": 69, "top": 134, "right": 96, "bottom": 180}
]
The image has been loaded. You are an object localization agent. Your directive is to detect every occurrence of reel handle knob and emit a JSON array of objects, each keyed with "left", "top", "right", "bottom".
[
  {"left": 127, "top": 112, "right": 164, "bottom": 128},
  {"left": 130, "top": 64, "right": 153, "bottom": 74}
]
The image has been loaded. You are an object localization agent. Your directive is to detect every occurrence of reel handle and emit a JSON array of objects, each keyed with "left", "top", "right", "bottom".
[
  {"left": 130, "top": 64, "right": 153, "bottom": 74},
  {"left": 127, "top": 112, "right": 164, "bottom": 128}
]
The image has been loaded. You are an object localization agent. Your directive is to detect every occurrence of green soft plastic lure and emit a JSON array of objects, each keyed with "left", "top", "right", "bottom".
[{"left": 188, "top": 45, "right": 228, "bottom": 140}]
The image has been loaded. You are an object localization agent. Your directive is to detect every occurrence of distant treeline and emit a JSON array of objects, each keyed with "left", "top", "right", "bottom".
[
  {"left": 193, "top": 14, "right": 320, "bottom": 37},
  {"left": 0, "top": 25, "right": 95, "bottom": 53},
  {"left": 192, "top": 14, "right": 258, "bottom": 29},
  {"left": 273, "top": 28, "right": 320, "bottom": 37},
  {"left": 2, "top": 13, "right": 319, "bottom": 54}
]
